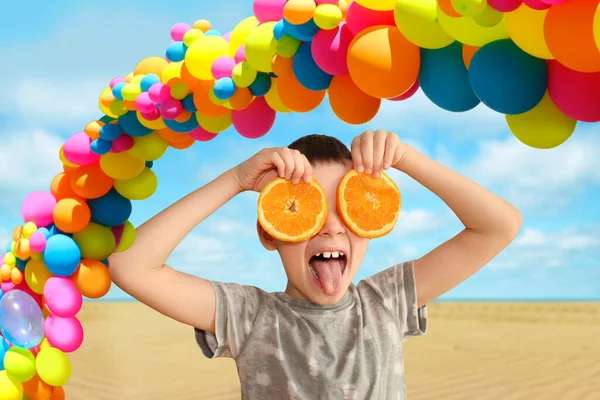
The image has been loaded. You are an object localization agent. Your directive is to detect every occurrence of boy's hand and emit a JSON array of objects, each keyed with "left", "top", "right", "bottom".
[
  {"left": 232, "top": 147, "right": 313, "bottom": 192},
  {"left": 351, "top": 129, "right": 408, "bottom": 178}
]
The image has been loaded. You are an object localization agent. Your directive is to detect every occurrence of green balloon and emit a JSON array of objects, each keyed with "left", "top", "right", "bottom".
[{"left": 73, "top": 222, "right": 116, "bottom": 260}]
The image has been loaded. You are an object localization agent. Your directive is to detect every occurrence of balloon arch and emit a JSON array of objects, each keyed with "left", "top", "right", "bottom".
[{"left": 0, "top": 0, "right": 598, "bottom": 397}]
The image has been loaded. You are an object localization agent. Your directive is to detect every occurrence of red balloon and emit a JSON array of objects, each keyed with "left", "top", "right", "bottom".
[
  {"left": 523, "top": 0, "right": 550, "bottom": 10},
  {"left": 345, "top": 1, "right": 395, "bottom": 36},
  {"left": 548, "top": 60, "right": 600, "bottom": 122},
  {"left": 232, "top": 97, "right": 276, "bottom": 138},
  {"left": 389, "top": 80, "right": 420, "bottom": 101},
  {"left": 488, "top": 0, "right": 522, "bottom": 12}
]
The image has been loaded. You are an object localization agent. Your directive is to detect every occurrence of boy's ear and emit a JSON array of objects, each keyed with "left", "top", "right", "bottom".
[{"left": 256, "top": 220, "right": 278, "bottom": 251}]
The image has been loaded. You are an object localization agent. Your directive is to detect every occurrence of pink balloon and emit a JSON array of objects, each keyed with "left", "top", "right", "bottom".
[
  {"left": 135, "top": 92, "right": 155, "bottom": 113},
  {"left": 0, "top": 281, "right": 14, "bottom": 293},
  {"left": 540, "top": 0, "right": 566, "bottom": 4},
  {"left": 170, "top": 23, "right": 190, "bottom": 41},
  {"left": 253, "top": 0, "right": 286, "bottom": 22},
  {"left": 389, "top": 80, "right": 420, "bottom": 101},
  {"left": 21, "top": 191, "right": 56, "bottom": 228},
  {"left": 345, "top": 1, "right": 396, "bottom": 36},
  {"left": 211, "top": 56, "right": 237, "bottom": 79},
  {"left": 140, "top": 109, "right": 161, "bottom": 121},
  {"left": 148, "top": 83, "right": 171, "bottom": 104},
  {"left": 111, "top": 134, "right": 134, "bottom": 153},
  {"left": 232, "top": 97, "right": 276, "bottom": 139},
  {"left": 44, "top": 315, "right": 84, "bottom": 353},
  {"left": 235, "top": 45, "right": 247, "bottom": 63},
  {"left": 63, "top": 132, "right": 100, "bottom": 166},
  {"left": 316, "top": 0, "right": 338, "bottom": 3},
  {"left": 160, "top": 98, "right": 183, "bottom": 119},
  {"left": 487, "top": 0, "right": 522, "bottom": 12},
  {"left": 44, "top": 277, "right": 83, "bottom": 318},
  {"left": 523, "top": 0, "right": 550, "bottom": 9},
  {"left": 29, "top": 231, "right": 47, "bottom": 253},
  {"left": 312, "top": 22, "right": 353, "bottom": 76},
  {"left": 189, "top": 126, "right": 218, "bottom": 141},
  {"left": 109, "top": 77, "right": 124, "bottom": 89},
  {"left": 223, "top": 31, "right": 232, "bottom": 42},
  {"left": 548, "top": 60, "right": 600, "bottom": 122}
]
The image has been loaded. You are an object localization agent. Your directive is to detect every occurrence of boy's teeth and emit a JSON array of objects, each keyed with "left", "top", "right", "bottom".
[
  {"left": 323, "top": 252, "right": 331, "bottom": 258},
  {"left": 332, "top": 251, "right": 339, "bottom": 258},
  {"left": 316, "top": 253, "right": 321, "bottom": 257}
]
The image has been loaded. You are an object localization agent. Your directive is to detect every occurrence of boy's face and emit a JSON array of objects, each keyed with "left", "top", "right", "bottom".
[{"left": 258, "top": 161, "right": 370, "bottom": 306}]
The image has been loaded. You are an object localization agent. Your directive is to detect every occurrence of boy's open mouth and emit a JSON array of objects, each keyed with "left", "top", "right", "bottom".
[{"left": 308, "top": 251, "right": 347, "bottom": 296}]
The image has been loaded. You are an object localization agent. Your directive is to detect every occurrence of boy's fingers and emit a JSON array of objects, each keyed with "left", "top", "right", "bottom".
[
  {"left": 372, "top": 131, "right": 386, "bottom": 178},
  {"left": 290, "top": 150, "right": 305, "bottom": 184},
  {"left": 270, "top": 152, "right": 286, "bottom": 178},
  {"left": 351, "top": 136, "right": 364, "bottom": 172},
  {"left": 361, "top": 131, "right": 374, "bottom": 174},
  {"left": 302, "top": 155, "right": 312, "bottom": 183},
  {"left": 382, "top": 132, "right": 398, "bottom": 169},
  {"left": 278, "top": 148, "right": 295, "bottom": 180}
]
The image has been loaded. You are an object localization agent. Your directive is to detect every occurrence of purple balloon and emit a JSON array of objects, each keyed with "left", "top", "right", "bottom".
[{"left": 0, "top": 289, "right": 45, "bottom": 348}]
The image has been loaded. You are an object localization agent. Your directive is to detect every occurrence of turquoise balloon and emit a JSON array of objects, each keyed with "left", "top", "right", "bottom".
[
  {"left": 419, "top": 41, "right": 480, "bottom": 112},
  {"left": 293, "top": 43, "right": 333, "bottom": 91},
  {"left": 0, "top": 290, "right": 45, "bottom": 348},
  {"left": 43, "top": 234, "right": 81, "bottom": 276}
]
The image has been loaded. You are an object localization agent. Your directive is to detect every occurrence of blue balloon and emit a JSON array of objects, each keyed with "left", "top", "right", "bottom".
[
  {"left": 48, "top": 223, "right": 69, "bottom": 237},
  {"left": 145, "top": 160, "right": 154, "bottom": 169},
  {"left": 205, "top": 29, "right": 221, "bottom": 36},
  {"left": 0, "top": 290, "right": 45, "bottom": 349},
  {"left": 4, "top": 242, "right": 10, "bottom": 253},
  {"left": 118, "top": 111, "right": 153, "bottom": 137},
  {"left": 99, "top": 115, "right": 116, "bottom": 124},
  {"left": 249, "top": 72, "right": 272, "bottom": 96},
  {"left": 293, "top": 43, "right": 333, "bottom": 91},
  {"left": 91, "top": 138, "right": 112, "bottom": 155},
  {"left": 213, "top": 78, "right": 236, "bottom": 100},
  {"left": 273, "top": 20, "right": 286, "bottom": 40},
  {"left": 469, "top": 39, "right": 547, "bottom": 115},
  {"left": 0, "top": 336, "right": 10, "bottom": 369},
  {"left": 101, "top": 258, "right": 110, "bottom": 267},
  {"left": 88, "top": 189, "right": 132, "bottom": 227},
  {"left": 99, "top": 123, "right": 122, "bottom": 141},
  {"left": 166, "top": 42, "right": 187, "bottom": 62},
  {"left": 43, "top": 234, "right": 81, "bottom": 276},
  {"left": 111, "top": 81, "right": 127, "bottom": 100},
  {"left": 163, "top": 112, "right": 199, "bottom": 132},
  {"left": 283, "top": 19, "right": 319, "bottom": 42},
  {"left": 140, "top": 74, "right": 161, "bottom": 92},
  {"left": 419, "top": 42, "right": 480, "bottom": 112},
  {"left": 181, "top": 94, "right": 197, "bottom": 112},
  {"left": 16, "top": 258, "right": 26, "bottom": 272}
]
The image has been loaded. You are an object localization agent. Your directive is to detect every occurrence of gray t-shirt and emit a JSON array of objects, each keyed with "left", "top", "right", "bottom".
[{"left": 194, "top": 260, "right": 428, "bottom": 399}]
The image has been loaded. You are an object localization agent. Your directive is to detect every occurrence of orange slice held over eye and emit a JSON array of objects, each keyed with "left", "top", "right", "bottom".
[
  {"left": 258, "top": 177, "right": 328, "bottom": 242},
  {"left": 337, "top": 170, "right": 401, "bottom": 239}
]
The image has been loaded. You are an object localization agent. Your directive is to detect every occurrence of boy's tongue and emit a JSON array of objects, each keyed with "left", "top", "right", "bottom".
[{"left": 312, "top": 259, "right": 342, "bottom": 296}]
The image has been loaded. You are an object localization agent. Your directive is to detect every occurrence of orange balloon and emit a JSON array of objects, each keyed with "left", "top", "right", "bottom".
[
  {"left": 175, "top": 109, "right": 193, "bottom": 122},
  {"left": 462, "top": 44, "right": 480, "bottom": 69},
  {"left": 70, "top": 259, "right": 112, "bottom": 299},
  {"left": 181, "top": 62, "right": 201, "bottom": 91},
  {"left": 63, "top": 164, "right": 77, "bottom": 175},
  {"left": 53, "top": 197, "right": 91, "bottom": 233},
  {"left": 123, "top": 99, "right": 138, "bottom": 111},
  {"left": 11, "top": 267, "right": 23, "bottom": 284},
  {"left": 15, "top": 238, "right": 31, "bottom": 260},
  {"left": 50, "top": 386, "right": 65, "bottom": 400},
  {"left": 23, "top": 374, "right": 55, "bottom": 400},
  {"left": 51, "top": 172, "right": 77, "bottom": 200},
  {"left": 100, "top": 90, "right": 115, "bottom": 108},
  {"left": 329, "top": 74, "right": 381, "bottom": 124},
  {"left": 12, "top": 225, "right": 23, "bottom": 240},
  {"left": 272, "top": 54, "right": 294, "bottom": 77},
  {"left": 70, "top": 164, "right": 114, "bottom": 199},
  {"left": 438, "top": 0, "right": 462, "bottom": 17},
  {"left": 283, "top": 0, "right": 316, "bottom": 24},
  {"left": 158, "top": 127, "right": 189, "bottom": 143},
  {"left": 170, "top": 135, "right": 196, "bottom": 149},
  {"left": 84, "top": 120, "right": 103, "bottom": 140},
  {"left": 0, "top": 264, "right": 11, "bottom": 280},
  {"left": 277, "top": 72, "right": 326, "bottom": 112},
  {"left": 228, "top": 87, "right": 254, "bottom": 109},
  {"left": 192, "top": 80, "right": 229, "bottom": 117},
  {"left": 134, "top": 56, "right": 168, "bottom": 76},
  {"left": 544, "top": 0, "right": 600, "bottom": 73},
  {"left": 347, "top": 26, "right": 420, "bottom": 99}
]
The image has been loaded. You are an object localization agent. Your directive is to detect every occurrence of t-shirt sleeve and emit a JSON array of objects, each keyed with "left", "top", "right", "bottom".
[
  {"left": 361, "top": 260, "right": 428, "bottom": 341},
  {"left": 194, "top": 280, "right": 264, "bottom": 360}
]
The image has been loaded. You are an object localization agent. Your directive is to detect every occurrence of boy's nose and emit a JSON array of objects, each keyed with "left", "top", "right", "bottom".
[{"left": 318, "top": 211, "right": 346, "bottom": 236}]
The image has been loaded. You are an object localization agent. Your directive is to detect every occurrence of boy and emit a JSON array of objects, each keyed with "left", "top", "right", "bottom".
[{"left": 109, "top": 129, "right": 522, "bottom": 399}]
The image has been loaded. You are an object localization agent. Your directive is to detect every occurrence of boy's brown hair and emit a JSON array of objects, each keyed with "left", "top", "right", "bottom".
[{"left": 288, "top": 134, "right": 352, "bottom": 165}]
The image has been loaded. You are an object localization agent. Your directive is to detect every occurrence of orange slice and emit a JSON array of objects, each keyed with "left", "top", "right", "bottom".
[
  {"left": 258, "top": 177, "right": 328, "bottom": 242},
  {"left": 337, "top": 170, "right": 401, "bottom": 238}
]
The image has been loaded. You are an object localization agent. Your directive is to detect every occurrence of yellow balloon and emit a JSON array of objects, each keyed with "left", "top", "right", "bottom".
[
  {"left": 229, "top": 16, "right": 259, "bottom": 55},
  {"left": 185, "top": 36, "right": 229, "bottom": 80},
  {"left": 394, "top": 0, "right": 454, "bottom": 49},
  {"left": 24, "top": 259, "right": 52, "bottom": 294},
  {"left": 196, "top": 111, "right": 232, "bottom": 133},
  {"left": 59, "top": 146, "right": 77, "bottom": 168},
  {"left": 437, "top": 4, "right": 508, "bottom": 46},
  {"left": 314, "top": 4, "right": 343, "bottom": 30},
  {"left": 161, "top": 61, "right": 182, "bottom": 83},
  {"left": 232, "top": 62, "right": 258, "bottom": 88},
  {"left": 116, "top": 220, "right": 136, "bottom": 252},
  {"left": 595, "top": 2, "right": 600, "bottom": 52},
  {"left": 4, "top": 347, "right": 36, "bottom": 382},
  {"left": 114, "top": 167, "right": 158, "bottom": 200},
  {"left": 3, "top": 252, "right": 15, "bottom": 266},
  {"left": 109, "top": 99, "right": 128, "bottom": 116},
  {"left": 36, "top": 348, "right": 71, "bottom": 387},
  {"left": 136, "top": 111, "right": 167, "bottom": 130},
  {"left": 473, "top": 4, "right": 503, "bottom": 27},
  {"left": 0, "top": 370, "right": 23, "bottom": 400},
  {"left": 264, "top": 80, "right": 290, "bottom": 113},
  {"left": 22, "top": 222, "right": 37, "bottom": 238},
  {"left": 506, "top": 91, "right": 576, "bottom": 149},
  {"left": 505, "top": 4, "right": 554, "bottom": 59},
  {"left": 451, "top": 0, "right": 487, "bottom": 17},
  {"left": 129, "top": 131, "right": 168, "bottom": 161},
  {"left": 99, "top": 151, "right": 145, "bottom": 180},
  {"left": 121, "top": 83, "right": 142, "bottom": 101},
  {"left": 245, "top": 22, "right": 278, "bottom": 73},
  {"left": 355, "top": 0, "right": 396, "bottom": 11},
  {"left": 99, "top": 86, "right": 117, "bottom": 118},
  {"left": 183, "top": 28, "right": 204, "bottom": 46}
]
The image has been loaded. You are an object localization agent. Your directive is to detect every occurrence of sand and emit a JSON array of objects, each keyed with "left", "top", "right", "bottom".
[{"left": 64, "top": 301, "right": 600, "bottom": 400}]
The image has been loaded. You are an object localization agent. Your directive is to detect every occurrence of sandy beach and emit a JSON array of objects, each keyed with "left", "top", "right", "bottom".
[{"left": 64, "top": 301, "right": 600, "bottom": 399}]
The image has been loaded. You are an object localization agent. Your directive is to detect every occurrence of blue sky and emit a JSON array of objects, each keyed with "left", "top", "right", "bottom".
[{"left": 0, "top": 1, "right": 599, "bottom": 301}]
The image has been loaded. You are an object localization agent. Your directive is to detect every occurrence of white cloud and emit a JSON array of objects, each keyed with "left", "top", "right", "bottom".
[{"left": 393, "top": 209, "right": 444, "bottom": 236}]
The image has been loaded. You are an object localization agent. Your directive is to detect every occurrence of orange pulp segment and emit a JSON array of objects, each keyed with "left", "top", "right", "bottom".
[
  {"left": 258, "top": 177, "right": 328, "bottom": 242},
  {"left": 337, "top": 170, "right": 401, "bottom": 238}
]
